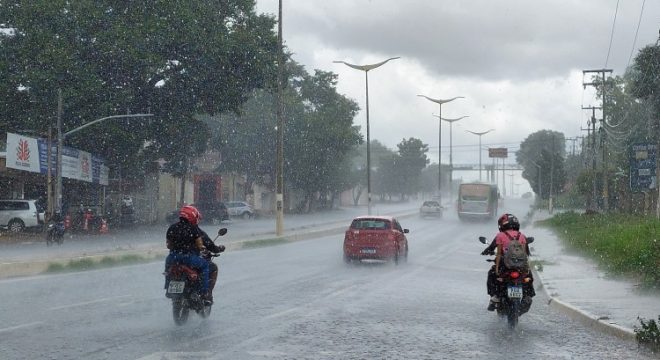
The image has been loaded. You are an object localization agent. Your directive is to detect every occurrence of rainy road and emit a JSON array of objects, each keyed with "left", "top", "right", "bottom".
[{"left": 1, "top": 203, "right": 654, "bottom": 359}]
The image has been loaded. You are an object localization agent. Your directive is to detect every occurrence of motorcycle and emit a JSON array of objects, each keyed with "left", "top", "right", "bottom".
[
  {"left": 46, "top": 216, "right": 66, "bottom": 246},
  {"left": 479, "top": 235, "right": 535, "bottom": 328},
  {"left": 165, "top": 227, "right": 227, "bottom": 325}
]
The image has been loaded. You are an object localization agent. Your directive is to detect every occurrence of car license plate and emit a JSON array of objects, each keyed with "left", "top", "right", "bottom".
[
  {"left": 507, "top": 285, "right": 523, "bottom": 299},
  {"left": 360, "top": 248, "right": 376, "bottom": 254},
  {"left": 167, "top": 281, "right": 185, "bottom": 294}
]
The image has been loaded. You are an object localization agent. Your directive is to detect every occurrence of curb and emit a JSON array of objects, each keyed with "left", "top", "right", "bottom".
[{"left": 533, "top": 269, "right": 636, "bottom": 342}]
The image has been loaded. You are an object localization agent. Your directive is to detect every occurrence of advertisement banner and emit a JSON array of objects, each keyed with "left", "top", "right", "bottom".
[
  {"left": 5, "top": 133, "right": 109, "bottom": 185},
  {"left": 6, "top": 133, "right": 41, "bottom": 173},
  {"left": 630, "top": 144, "right": 657, "bottom": 192}
]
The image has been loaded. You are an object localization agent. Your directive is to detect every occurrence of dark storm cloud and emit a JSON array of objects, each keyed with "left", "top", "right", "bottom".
[{"left": 280, "top": 0, "right": 659, "bottom": 80}]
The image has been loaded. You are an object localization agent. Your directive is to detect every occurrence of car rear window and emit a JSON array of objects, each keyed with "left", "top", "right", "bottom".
[
  {"left": 350, "top": 219, "right": 390, "bottom": 230},
  {"left": 423, "top": 201, "right": 440, "bottom": 206},
  {"left": 0, "top": 201, "right": 29, "bottom": 210}
]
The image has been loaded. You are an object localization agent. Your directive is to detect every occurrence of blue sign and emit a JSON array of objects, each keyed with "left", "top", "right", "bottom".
[{"left": 630, "top": 144, "right": 657, "bottom": 192}]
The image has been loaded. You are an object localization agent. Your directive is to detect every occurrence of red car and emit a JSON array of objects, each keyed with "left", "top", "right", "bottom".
[{"left": 343, "top": 216, "right": 409, "bottom": 264}]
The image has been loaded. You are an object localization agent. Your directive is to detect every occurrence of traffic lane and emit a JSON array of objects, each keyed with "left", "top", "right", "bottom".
[
  {"left": 2, "top": 216, "right": 652, "bottom": 359},
  {"left": 214, "top": 217, "right": 651, "bottom": 359},
  {"left": 0, "top": 216, "right": 449, "bottom": 360}
]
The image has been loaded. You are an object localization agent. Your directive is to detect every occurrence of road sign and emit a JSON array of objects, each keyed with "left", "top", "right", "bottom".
[
  {"left": 630, "top": 144, "right": 657, "bottom": 192},
  {"left": 488, "top": 148, "right": 508, "bottom": 158}
]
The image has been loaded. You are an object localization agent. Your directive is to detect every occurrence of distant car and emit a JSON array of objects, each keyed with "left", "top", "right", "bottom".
[
  {"left": 194, "top": 202, "right": 229, "bottom": 224},
  {"left": 0, "top": 199, "right": 45, "bottom": 232},
  {"left": 420, "top": 200, "right": 443, "bottom": 218},
  {"left": 225, "top": 201, "right": 254, "bottom": 219},
  {"left": 343, "top": 216, "right": 409, "bottom": 264}
]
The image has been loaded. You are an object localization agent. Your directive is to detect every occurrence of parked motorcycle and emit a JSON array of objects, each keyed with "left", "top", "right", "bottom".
[
  {"left": 164, "top": 228, "right": 227, "bottom": 325},
  {"left": 46, "top": 215, "right": 66, "bottom": 246},
  {"left": 479, "top": 235, "right": 535, "bottom": 328}
]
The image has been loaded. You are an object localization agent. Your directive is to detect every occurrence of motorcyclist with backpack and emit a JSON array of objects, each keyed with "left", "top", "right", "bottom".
[
  {"left": 165, "top": 205, "right": 212, "bottom": 303},
  {"left": 481, "top": 213, "right": 534, "bottom": 311}
]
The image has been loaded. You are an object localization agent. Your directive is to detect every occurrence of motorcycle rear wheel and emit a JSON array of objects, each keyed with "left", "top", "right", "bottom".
[{"left": 172, "top": 299, "right": 190, "bottom": 325}]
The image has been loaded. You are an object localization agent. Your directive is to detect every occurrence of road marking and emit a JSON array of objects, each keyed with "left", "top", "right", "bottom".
[
  {"left": 48, "top": 294, "right": 132, "bottom": 310},
  {"left": 0, "top": 321, "right": 44, "bottom": 334},
  {"left": 135, "top": 352, "right": 213, "bottom": 360}
]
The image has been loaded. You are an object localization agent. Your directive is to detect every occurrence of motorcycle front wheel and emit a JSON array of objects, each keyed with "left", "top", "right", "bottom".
[
  {"left": 507, "top": 299, "right": 520, "bottom": 328},
  {"left": 172, "top": 299, "right": 190, "bottom": 325}
]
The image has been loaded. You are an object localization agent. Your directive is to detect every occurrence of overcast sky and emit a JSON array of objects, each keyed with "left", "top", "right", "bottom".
[{"left": 255, "top": 0, "right": 659, "bottom": 191}]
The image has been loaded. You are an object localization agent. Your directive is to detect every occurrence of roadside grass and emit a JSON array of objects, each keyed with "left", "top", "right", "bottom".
[
  {"left": 45, "top": 254, "right": 159, "bottom": 273},
  {"left": 241, "top": 237, "right": 288, "bottom": 249},
  {"left": 537, "top": 211, "right": 660, "bottom": 288}
]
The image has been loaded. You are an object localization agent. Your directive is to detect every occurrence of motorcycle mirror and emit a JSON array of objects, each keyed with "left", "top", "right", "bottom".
[
  {"left": 527, "top": 236, "right": 534, "bottom": 243},
  {"left": 478, "top": 236, "right": 487, "bottom": 244},
  {"left": 218, "top": 228, "right": 228, "bottom": 236}
]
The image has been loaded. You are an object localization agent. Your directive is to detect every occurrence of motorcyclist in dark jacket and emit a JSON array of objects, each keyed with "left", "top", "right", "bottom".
[{"left": 165, "top": 205, "right": 211, "bottom": 301}]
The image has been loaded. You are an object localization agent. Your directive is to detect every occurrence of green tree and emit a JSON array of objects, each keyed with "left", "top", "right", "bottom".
[
  {"left": 395, "top": 137, "right": 429, "bottom": 198},
  {"left": 516, "top": 130, "right": 566, "bottom": 199},
  {"left": 0, "top": 0, "right": 278, "bottom": 180}
]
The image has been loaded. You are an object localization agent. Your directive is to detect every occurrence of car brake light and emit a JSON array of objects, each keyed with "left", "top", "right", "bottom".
[{"left": 509, "top": 271, "right": 520, "bottom": 279}]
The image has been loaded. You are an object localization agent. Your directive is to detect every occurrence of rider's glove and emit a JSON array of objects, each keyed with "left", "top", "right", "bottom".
[
  {"left": 481, "top": 248, "right": 494, "bottom": 256},
  {"left": 218, "top": 245, "right": 226, "bottom": 253}
]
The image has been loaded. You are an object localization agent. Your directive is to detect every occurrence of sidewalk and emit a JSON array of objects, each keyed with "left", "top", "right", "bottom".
[{"left": 529, "top": 210, "right": 660, "bottom": 337}]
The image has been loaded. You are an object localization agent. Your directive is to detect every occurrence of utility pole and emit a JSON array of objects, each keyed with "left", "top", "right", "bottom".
[
  {"left": 583, "top": 69, "right": 612, "bottom": 211},
  {"left": 275, "top": 0, "right": 284, "bottom": 236}
]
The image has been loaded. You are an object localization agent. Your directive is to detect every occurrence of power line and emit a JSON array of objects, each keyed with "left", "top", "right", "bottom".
[
  {"left": 605, "top": 0, "right": 620, "bottom": 68},
  {"left": 627, "top": 0, "right": 647, "bottom": 69}
]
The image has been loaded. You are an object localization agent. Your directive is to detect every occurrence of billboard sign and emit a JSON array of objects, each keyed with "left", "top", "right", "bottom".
[
  {"left": 630, "top": 144, "right": 657, "bottom": 192},
  {"left": 488, "top": 147, "right": 508, "bottom": 158},
  {"left": 5, "top": 133, "right": 109, "bottom": 186}
]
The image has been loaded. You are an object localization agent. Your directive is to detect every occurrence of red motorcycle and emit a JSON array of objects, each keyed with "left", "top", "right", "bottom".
[{"left": 165, "top": 228, "right": 227, "bottom": 325}]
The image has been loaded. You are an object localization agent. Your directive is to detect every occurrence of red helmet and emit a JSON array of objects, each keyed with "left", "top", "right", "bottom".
[
  {"left": 498, "top": 213, "right": 520, "bottom": 232},
  {"left": 179, "top": 205, "right": 201, "bottom": 225}
]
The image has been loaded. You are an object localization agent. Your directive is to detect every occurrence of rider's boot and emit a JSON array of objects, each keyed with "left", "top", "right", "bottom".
[{"left": 487, "top": 295, "right": 499, "bottom": 311}]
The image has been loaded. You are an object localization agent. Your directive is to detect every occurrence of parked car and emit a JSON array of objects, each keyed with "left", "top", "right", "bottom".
[
  {"left": 194, "top": 202, "right": 229, "bottom": 224},
  {"left": 420, "top": 200, "right": 443, "bottom": 218},
  {"left": 225, "top": 201, "right": 254, "bottom": 219},
  {"left": 0, "top": 199, "right": 45, "bottom": 233},
  {"left": 165, "top": 202, "right": 229, "bottom": 224},
  {"left": 343, "top": 216, "right": 409, "bottom": 264}
]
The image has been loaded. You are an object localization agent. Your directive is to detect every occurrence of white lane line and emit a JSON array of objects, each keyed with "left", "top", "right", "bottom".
[
  {"left": 135, "top": 352, "right": 213, "bottom": 360},
  {"left": 48, "top": 294, "right": 132, "bottom": 310},
  {"left": 0, "top": 321, "right": 44, "bottom": 334}
]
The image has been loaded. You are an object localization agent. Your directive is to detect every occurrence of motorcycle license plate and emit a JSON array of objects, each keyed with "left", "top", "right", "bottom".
[
  {"left": 507, "top": 285, "right": 523, "bottom": 299},
  {"left": 167, "top": 281, "right": 185, "bottom": 294}
]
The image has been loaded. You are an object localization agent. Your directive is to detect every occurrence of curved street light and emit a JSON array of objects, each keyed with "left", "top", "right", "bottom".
[
  {"left": 334, "top": 57, "right": 400, "bottom": 214},
  {"left": 433, "top": 115, "right": 469, "bottom": 202},
  {"left": 465, "top": 129, "right": 495, "bottom": 182},
  {"left": 418, "top": 95, "right": 464, "bottom": 204}
]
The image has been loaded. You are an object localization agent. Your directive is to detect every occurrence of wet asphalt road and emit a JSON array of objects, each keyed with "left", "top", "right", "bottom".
[{"left": 1, "top": 201, "right": 656, "bottom": 359}]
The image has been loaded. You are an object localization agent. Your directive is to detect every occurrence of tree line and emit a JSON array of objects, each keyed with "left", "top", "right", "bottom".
[{"left": 0, "top": 1, "right": 431, "bottom": 212}]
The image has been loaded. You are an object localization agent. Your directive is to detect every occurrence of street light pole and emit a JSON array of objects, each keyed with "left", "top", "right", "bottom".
[
  {"left": 418, "top": 95, "right": 464, "bottom": 205},
  {"left": 465, "top": 129, "right": 494, "bottom": 182},
  {"left": 334, "top": 57, "right": 400, "bottom": 215},
  {"left": 54, "top": 112, "right": 154, "bottom": 213},
  {"left": 276, "top": 0, "right": 284, "bottom": 236},
  {"left": 433, "top": 115, "right": 468, "bottom": 203}
]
